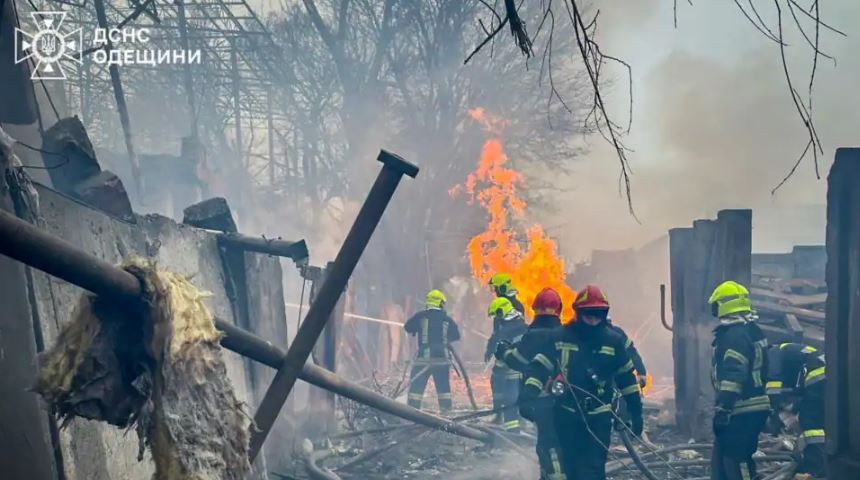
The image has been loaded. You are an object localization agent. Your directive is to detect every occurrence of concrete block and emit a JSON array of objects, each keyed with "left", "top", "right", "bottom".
[
  {"left": 182, "top": 197, "right": 237, "bottom": 233},
  {"left": 72, "top": 171, "right": 135, "bottom": 223}
]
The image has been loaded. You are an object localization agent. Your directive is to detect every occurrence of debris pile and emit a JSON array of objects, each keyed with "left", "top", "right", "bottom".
[
  {"left": 34, "top": 258, "right": 251, "bottom": 480},
  {"left": 749, "top": 271, "right": 826, "bottom": 348}
]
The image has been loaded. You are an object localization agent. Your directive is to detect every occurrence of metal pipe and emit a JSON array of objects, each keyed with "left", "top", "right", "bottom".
[
  {"left": 660, "top": 284, "right": 672, "bottom": 331},
  {"left": 217, "top": 234, "right": 309, "bottom": 263},
  {"left": 249, "top": 150, "right": 419, "bottom": 459},
  {"left": 217, "top": 320, "right": 489, "bottom": 443},
  {"left": 0, "top": 208, "right": 490, "bottom": 445},
  {"left": 0, "top": 209, "right": 142, "bottom": 303}
]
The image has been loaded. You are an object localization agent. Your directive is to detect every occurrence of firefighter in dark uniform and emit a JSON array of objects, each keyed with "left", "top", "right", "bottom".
[
  {"left": 404, "top": 289, "right": 460, "bottom": 412},
  {"left": 489, "top": 272, "right": 526, "bottom": 314},
  {"left": 495, "top": 288, "right": 566, "bottom": 479},
  {"left": 708, "top": 281, "right": 771, "bottom": 480},
  {"left": 607, "top": 317, "right": 648, "bottom": 389},
  {"left": 485, "top": 296, "right": 528, "bottom": 432},
  {"left": 766, "top": 342, "right": 826, "bottom": 478},
  {"left": 520, "top": 284, "right": 643, "bottom": 480}
]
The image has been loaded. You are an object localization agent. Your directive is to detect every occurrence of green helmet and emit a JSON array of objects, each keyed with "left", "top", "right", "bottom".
[
  {"left": 488, "top": 297, "right": 515, "bottom": 319},
  {"left": 489, "top": 273, "right": 514, "bottom": 295},
  {"left": 708, "top": 281, "right": 752, "bottom": 318},
  {"left": 426, "top": 289, "right": 447, "bottom": 309}
]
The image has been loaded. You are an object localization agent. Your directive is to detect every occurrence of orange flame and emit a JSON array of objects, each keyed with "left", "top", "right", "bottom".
[{"left": 453, "top": 108, "right": 577, "bottom": 321}]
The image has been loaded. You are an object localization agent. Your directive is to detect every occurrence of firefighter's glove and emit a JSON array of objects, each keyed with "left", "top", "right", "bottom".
[
  {"left": 713, "top": 408, "right": 731, "bottom": 435},
  {"left": 494, "top": 340, "right": 512, "bottom": 360},
  {"left": 638, "top": 375, "right": 648, "bottom": 389}
]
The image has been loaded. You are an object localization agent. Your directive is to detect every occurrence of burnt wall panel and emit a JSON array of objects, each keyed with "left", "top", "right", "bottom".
[{"left": 825, "top": 148, "right": 860, "bottom": 478}]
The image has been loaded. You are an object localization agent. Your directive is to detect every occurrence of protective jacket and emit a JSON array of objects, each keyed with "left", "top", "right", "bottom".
[
  {"left": 501, "top": 292, "right": 525, "bottom": 315},
  {"left": 497, "top": 314, "right": 566, "bottom": 479},
  {"left": 520, "top": 322, "right": 642, "bottom": 421},
  {"left": 607, "top": 320, "right": 647, "bottom": 377},
  {"left": 404, "top": 308, "right": 460, "bottom": 363},
  {"left": 496, "top": 314, "right": 561, "bottom": 373},
  {"left": 766, "top": 343, "right": 825, "bottom": 396},
  {"left": 766, "top": 343, "right": 826, "bottom": 476},
  {"left": 485, "top": 313, "right": 528, "bottom": 366},
  {"left": 711, "top": 315, "right": 770, "bottom": 416}
]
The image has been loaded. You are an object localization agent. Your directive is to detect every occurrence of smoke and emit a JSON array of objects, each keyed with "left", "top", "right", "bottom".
[{"left": 543, "top": 0, "right": 860, "bottom": 259}]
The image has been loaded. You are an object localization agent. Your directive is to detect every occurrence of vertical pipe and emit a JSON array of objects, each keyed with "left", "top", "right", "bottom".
[
  {"left": 92, "top": 0, "right": 141, "bottom": 200},
  {"left": 175, "top": 0, "right": 198, "bottom": 139},
  {"left": 267, "top": 85, "right": 275, "bottom": 186},
  {"left": 230, "top": 41, "right": 243, "bottom": 167}
]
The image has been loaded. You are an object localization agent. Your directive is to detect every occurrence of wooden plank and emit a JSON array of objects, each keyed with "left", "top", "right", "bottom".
[
  {"left": 749, "top": 287, "right": 827, "bottom": 307},
  {"left": 754, "top": 299, "right": 825, "bottom": 322}
]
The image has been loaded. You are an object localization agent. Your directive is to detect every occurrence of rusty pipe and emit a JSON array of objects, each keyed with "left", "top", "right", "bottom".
[
  {"left": 0, "top": 208, "right": 489, "bottom": 445},
  {"left": 659, "top": 284, "right": 672, "bottom": 331},
  {"left": 217, "top": 234, "right": 309, "bottom": 264},
  {"left": 249, "top": 150, "right": 418, "bottom": 459}
]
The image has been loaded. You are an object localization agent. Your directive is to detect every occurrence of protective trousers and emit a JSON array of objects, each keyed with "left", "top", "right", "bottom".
[
  {"left": 710, "top": 411, "right": 768, "bottom": 480},
  {"left": 491, "top": 367, "right": 521, "bottom": 432},
  {"left": 797, "top": 383, "right": 826, "bottom": 477},
  {"left": 408, "top": 361, "right": 452, "bottom": 412},
  {"left": 555, "top": 407, "right": 612, "bottom": 480},
  {"left": 534, "top": 402, "right": 566, "bottom": 480}
]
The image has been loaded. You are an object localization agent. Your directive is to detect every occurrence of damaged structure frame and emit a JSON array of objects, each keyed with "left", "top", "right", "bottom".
[{"left": 0, "top": 150, "right": 494, "bottom": 469}]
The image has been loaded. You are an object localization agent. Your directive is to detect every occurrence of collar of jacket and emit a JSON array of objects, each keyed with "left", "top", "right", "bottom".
[
  {"left": 715, "top": 312, "right": 756, "bottom": 330},
  {"left": 531, "top": 314, "right": 560, "bottom": 329}
]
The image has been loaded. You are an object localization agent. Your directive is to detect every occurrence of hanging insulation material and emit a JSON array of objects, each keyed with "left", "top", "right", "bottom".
[{"left": 34, "top": 258, "right": 251, "bottom": 480}]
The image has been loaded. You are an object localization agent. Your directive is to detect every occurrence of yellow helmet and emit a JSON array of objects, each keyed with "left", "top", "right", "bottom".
[
  {"left": 708, "top": 281, "right": 752, "bottom": 318},
  {"left": 426, "top": 289, "right": 447, "bottom": 309},
  {"left": 488, "top": 297, "right": 515, "bottom": 318},
  {"left": 489, "top": 273, "right": 514, "bottom": 295}
]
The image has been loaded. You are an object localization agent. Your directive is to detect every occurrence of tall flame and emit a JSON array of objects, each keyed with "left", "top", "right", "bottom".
[{"left": 452, "top": 108, "right": 577, "bottom": 321}]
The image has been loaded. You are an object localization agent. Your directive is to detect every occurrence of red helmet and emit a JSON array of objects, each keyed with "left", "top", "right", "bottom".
[
  {"left": 533, "top": 288, "right": 562, "bottom": 316},
  {"left": 573, "top": 284, "right": 610, "bottom": 311}
]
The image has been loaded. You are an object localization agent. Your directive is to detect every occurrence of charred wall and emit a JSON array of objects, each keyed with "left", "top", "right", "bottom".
[
  {"left": 1, "top": 182, "right": 290, "bottom": 479},
  {"left": 825, "top": 148, "right": 860, "bottom": 478}
]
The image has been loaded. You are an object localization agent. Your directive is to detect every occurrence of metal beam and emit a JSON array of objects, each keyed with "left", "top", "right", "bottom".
[
  {"left": 92, "top": 0, "right": 142, "bottom": 199},
  {"left": 248, "top": 150, "right": 419, "bottom": 459}
]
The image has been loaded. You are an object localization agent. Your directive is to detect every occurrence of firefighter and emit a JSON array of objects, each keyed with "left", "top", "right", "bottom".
[
  {"left": 708, "top": 281, "right": 771, "bottom": 480},
  {"left": 765, "top": 343, "right": 826, "bottom": 478},
  {"left": 520, "top": 285, "right": 643, "bottom": 480},
  {"left": 404, "top": 289, "right": 460, "bottom": 412},
  {"left": 606, "top": 316, "right": 648, "bottom": 389},
  {"left": 489, "top": 272, "right": 526, "bottom": 314},
  {"left": 485, "top": 296, "right": 528, "bottom": 432},
  {"left": 495, "top": 288, "right": 566, "bottom": 479}
]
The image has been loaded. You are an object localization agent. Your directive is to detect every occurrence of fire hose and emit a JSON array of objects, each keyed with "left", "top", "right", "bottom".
[
  {"left": 618, "top": 429, "right": 661, "bottom": 480},
  {"left": 448, "top": 345, "right": 479, "bottom": 410}
]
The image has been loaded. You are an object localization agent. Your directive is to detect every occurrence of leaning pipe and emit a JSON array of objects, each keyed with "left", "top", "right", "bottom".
[
  {"left": 0, "top": 208, "right": 489, "bottom": 445},
  {"left": 250, "top": 150, "right": 419, "bottom": 459}
]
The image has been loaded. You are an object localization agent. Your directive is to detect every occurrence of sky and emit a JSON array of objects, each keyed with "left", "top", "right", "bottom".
[{"left": 541, "top": 0, "right": 860, "bottom": 259}]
